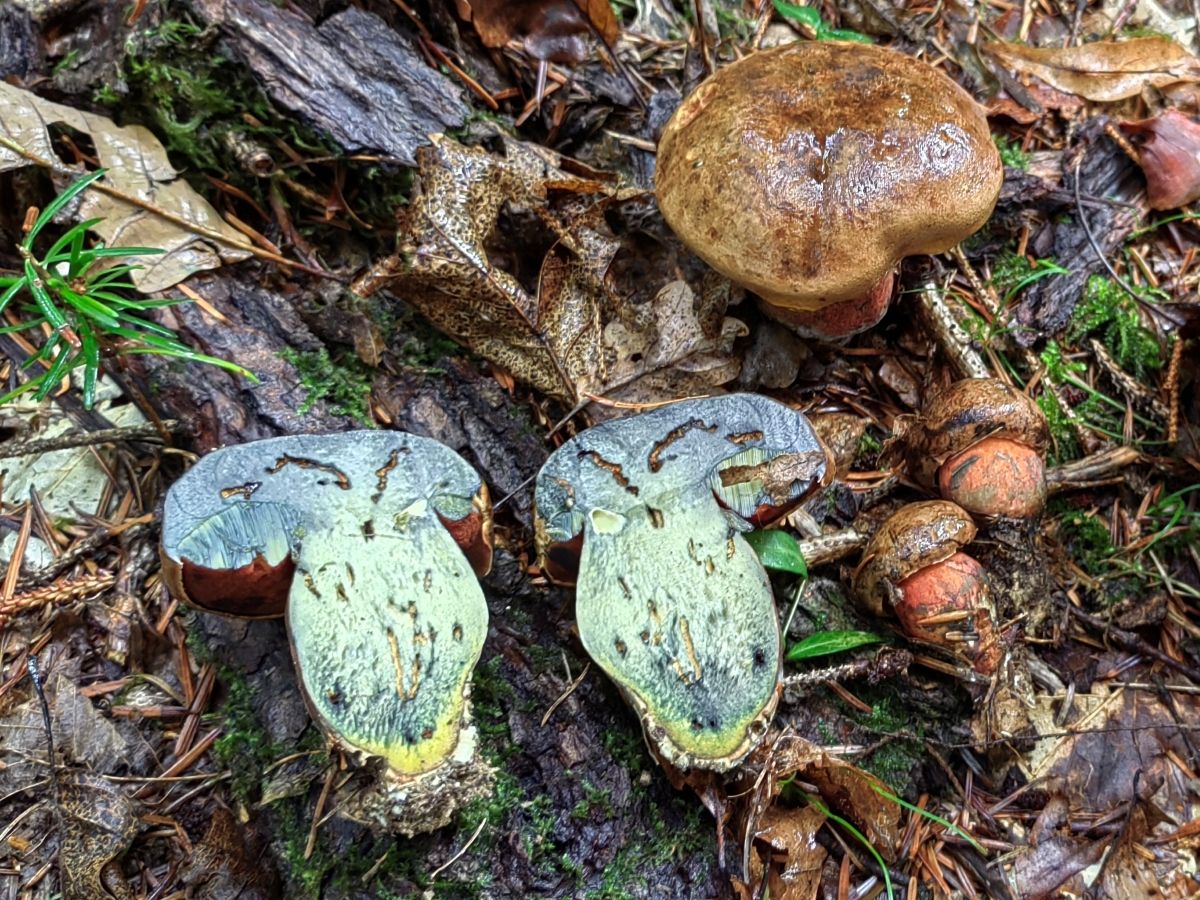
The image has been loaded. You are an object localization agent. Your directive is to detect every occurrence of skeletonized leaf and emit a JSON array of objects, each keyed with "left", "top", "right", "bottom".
[
  {"left": 0, "top": 81, "right": 251, "bottom": 291},
  {"left": 986, "top": 37, "right": 1200, "bottom": 102},
  {"left": 359, "top": 134, "right": 744, "bottom": 406}
]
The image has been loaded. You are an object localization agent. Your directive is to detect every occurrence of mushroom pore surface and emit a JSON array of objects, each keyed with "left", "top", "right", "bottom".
[
  {"left": 161, "top": 431, "right": 492, "bottom": 779},
  {"left": 535, "top": 394, "right": 829, "bottom": 770},
  {"left": 655, "top": 41, "right": 1002, "bottom": 335}
]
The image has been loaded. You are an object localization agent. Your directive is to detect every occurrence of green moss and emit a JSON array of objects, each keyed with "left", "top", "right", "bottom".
[
  {"left": 990, "top": 252, "right": 1069, "bottom": 304},
  {"left": 1069, "top": 275, "right": 1165, "bottom": 378},
  {"left": 278, "top": 348, "right": 376, "bottom": 426},
  {"left": 850, "top": 696, "right": 924, "bottom": 791},
  {"left": 210, "top": 670, "right": 277, "bottom": 804},
  {"left": 588, "top": 795, "right": 713, "bottom": 899},
  {"left": 602, "top": 719, "right": 646, "bottom": 772},
  {"left": 994, "top": 134, "right": 1031, "bottom": 171},
  {"left": 1052, "top": 504, "right": 1116, "bottom": 575}
]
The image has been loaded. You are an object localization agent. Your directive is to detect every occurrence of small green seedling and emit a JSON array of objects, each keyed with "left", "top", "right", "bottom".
[
  {"left": 745, "top": 528, "right": 808, "bottom": 577},
  {"left": 773, "top": 0, "right": 873, "bottom": 42},
  {"left": 787, "top": 630, "right": 884, "bottom": 662},
  {"left": 0, "top": 168, "right": 255, "bottom": 409}
]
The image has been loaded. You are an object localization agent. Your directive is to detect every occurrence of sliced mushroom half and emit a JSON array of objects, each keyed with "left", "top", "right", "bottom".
[
  {"left": 161, "top": 431, "right": 493, "bottom": 832},
  {"left": 535, "top": 395, "right": 830, "bottom": 771}
]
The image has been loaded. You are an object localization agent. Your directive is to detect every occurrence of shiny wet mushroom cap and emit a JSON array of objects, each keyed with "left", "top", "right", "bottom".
[
  {"left": 655, "top": 41, "right": 1003, "bottom": 339},
  {"left": 160, "top": 431, "right": 494, "bottom": 833},
  {"left": 535, "top": 394, "right": 830, "bottom": 771}
]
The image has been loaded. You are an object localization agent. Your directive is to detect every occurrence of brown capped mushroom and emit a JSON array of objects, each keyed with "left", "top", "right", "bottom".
[
  {"left": 655, "top": 41, "right": 1002, "bottom": 339},
  {"left": 897, "top": 378, "right": 1050, "bottom": 519},
  {"left": 853, "top": 500, "right": 1001, "bottom": 675}
]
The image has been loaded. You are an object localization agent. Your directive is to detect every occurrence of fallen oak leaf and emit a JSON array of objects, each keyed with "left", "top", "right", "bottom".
[
  {"left": 1120, "top": 109, "right": 1200, "bottom": 209},
  {"left": 455, "top": 0, "right": 619, "bottom": 63},
  {"left": 985, "top": 36, "right": 1200, "bottom": 102},
  {"left": 732, "top": 732, "right": 902, "bottom": 893},
  {"left": 0, "top": 81, "right": 253, "bottom": 292}
]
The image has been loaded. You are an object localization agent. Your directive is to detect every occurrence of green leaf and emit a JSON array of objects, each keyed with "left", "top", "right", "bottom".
[
  {"left": 819, "top": 27, "right": 873, "bottom": 42},
  {"left": 745, "top": 529, "right": 807, "bottom": 576},
  {"left": 24, "top": 260, "right": 67, "bottom": 330},
  {"left": 22, "top": 169, "right": 107, "bottom": 249},
  {"left": 787, "top": 630, "right": 884, "bottom": 662}
]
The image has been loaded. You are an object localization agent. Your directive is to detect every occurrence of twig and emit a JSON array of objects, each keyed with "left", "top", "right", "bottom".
[
  {"left": 0, "top": 571, "right": 117, "bottom": 628},
  {"left": 916, "top": 277, "right": 989, "bottom": 380},
  {"left": 428, "top": 817, "right": 488, "bottom": 882},
  {"left": 1063, "top": 601, "right": 1200, "bottom": 682},
  {"left": 15, "top": 515, "right": 152, "bottom": 590},
  {"left": 0, "top": 421, "right": 180, "bottom": 459}
]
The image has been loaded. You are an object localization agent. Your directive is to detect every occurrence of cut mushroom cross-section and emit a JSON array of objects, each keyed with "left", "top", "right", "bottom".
[
  {"left": 535, "top": 395, "right": 830, "bottom": 771},
  {"left": 161, "top": 431, "right": 494, "bottom": 832}
]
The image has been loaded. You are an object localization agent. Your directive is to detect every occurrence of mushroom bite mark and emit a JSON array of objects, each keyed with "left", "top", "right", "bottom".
[
  {"left": 655, "top": 41, "right": 1003, "bottom": 340},
  {"left": 161, "top": 431, "right": 493, "bottom": 786},
  {"left": 534, "top": 395, "right": 830, "bottom": 771}
]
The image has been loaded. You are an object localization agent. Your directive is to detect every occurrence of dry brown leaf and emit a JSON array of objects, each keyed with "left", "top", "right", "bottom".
[
  {"left": 356, "top": 134, "right": 743, "bottom": 406},
  {"left": 732, "top": 732, "right": 903, "bottom": 892},
  {"left": 1120, "top": 109, "right": 1200, "bottom": 209},
  {"left": 455, "top": 0, "right": 619, "bottom": 63},
  {"left": 986, "top": 37, "right": 1200, "bottom": 102},
  {"left": 0, "top": 81, "right": 251, "bottom": 291},
  {"left": 180, "top": 806, "right": 279, "bottom": 900},
  {"left": 746, "top": 805, "right": 827, "bottom": 900},
  {"left": 57, "top": 770, "right": 139, "bottom": 900}
]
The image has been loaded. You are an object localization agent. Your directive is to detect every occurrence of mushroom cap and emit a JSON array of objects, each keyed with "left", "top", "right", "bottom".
[
  {"left": 655, "top": 41, "right": 1002, "bottom": 327},
  {"left": 900, "top": 378, "right": 1050, "bottom": 489},
  {"left": 161, "top": 431, "right": 493, "bottom": 782},
  {"left": 853, "top": 499, "right": 976, "bottom": 617},
  {"left": 534, "top": 394, "right": 829, "bottom": 770}
]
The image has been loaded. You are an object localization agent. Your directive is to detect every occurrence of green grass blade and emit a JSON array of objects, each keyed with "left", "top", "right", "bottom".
[
  {"left": 110, "top": 310, "right": 181, "bottom": 338},
  {"left": 121, "top": 347, "right": 258, "bottom": 381},
  {"left": 33, "top": 342, "right": 78, "bottom": 400},
  {"left": 58, "top": 286, "right": 120, "bottom": 328},
  {"left": 24, "top": 260, "right": 67, "bottom": 330},
  {"left": 0, "top": 279, "right": 24, "bottom": 315},
  {"left": 42, "top": 218, "right": 104, "bottom": 263},
  {"left": 803, "top": 792, "right": 894, "bottom": 899},
  {"left": 870, "top": 784, "right": 985, "bottom": 854},
  {"left": 86, "top": 246, "right": 164, "bottom": 258},
  {"left": 79, "top": 321, "right": 100, "bottom": 409}
]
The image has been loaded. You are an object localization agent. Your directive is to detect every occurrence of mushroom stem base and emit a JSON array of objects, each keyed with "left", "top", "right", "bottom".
[{"left": 758, "top": 270, "right": 895, "bottom": 340}]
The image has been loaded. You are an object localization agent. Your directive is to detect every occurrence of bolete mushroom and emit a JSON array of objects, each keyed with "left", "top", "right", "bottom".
[
  {"left": 161, "top": 431, "right": 494, "bottom": 835},
  {"left": 895, "top": 378, "right": 1050, "bottom": 519},
  {"left": 853, "top": 500, "right": 1001, "bottom": 675},
  {"left": 655, "top": 41, "right": 1003, "bottom": 339},
  {"left": 534, "top": 394, "right": 830, "bottom": 770}
]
